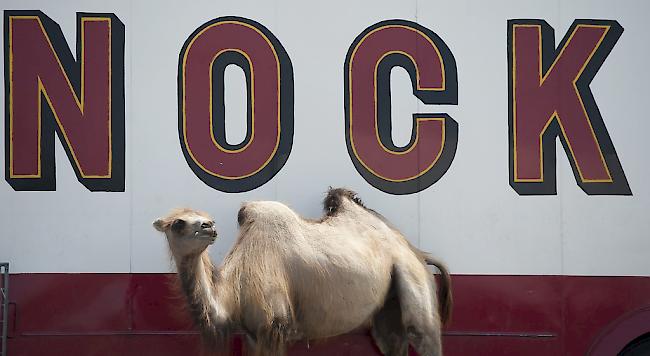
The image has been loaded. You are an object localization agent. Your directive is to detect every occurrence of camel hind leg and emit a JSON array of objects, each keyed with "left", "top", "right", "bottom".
[
  {"left": 371, "top": 293, "right": 408, "bottom": 356},
  {"left": 392, "top": 263, "right": 443, "bottom": 356}
]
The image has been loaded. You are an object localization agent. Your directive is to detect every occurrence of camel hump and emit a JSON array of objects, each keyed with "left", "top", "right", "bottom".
[
  {"left": 237, "top": 201, "right": 299, "bottom": 227},
  {"left": 323, "top": 187, "right": 366, "bottom": 216}
]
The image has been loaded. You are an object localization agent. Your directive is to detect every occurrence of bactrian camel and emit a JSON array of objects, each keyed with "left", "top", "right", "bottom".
[{"left": 153, "top": 187, "right": 452, "bottom": 356}]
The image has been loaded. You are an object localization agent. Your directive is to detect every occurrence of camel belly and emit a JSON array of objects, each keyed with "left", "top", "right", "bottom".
[
  {"left": 237, "top": 216, "right": 402, "bottom": 339},
  {"left": 288, "top": 246, "right": 393, "bottom": 339}
]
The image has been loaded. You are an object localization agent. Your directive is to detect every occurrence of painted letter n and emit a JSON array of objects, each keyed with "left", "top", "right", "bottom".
[{"left": 4, "top": 11, "right": 125, "bottom": 191}]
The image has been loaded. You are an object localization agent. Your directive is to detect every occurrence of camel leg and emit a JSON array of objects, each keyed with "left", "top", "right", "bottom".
[
  {"left": 250, "top": 288, "right": 293, "bottom": 356},
  {"left": 242, "top": 333, "right": 257, "bottom": 356},
  {"left": 371, "top": 295, "right": 409, "bottom": 356},
  {"left": 253, "top": 318, "right": 289, "bottom": 356},
  {"left": 393, "top": 264, "right": 443, "bottom": 356}
]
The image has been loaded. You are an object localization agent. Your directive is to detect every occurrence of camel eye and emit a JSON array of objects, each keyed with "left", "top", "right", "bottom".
[{"left": 171, "top": 219, "right": 186, "bottom": 232}]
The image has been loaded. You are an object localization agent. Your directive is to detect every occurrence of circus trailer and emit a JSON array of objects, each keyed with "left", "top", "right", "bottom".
[{"left": 1, "top": 0, "right": 650, "bottom": 355}]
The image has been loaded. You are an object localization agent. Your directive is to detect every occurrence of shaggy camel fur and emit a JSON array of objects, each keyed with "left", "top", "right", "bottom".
[{"left": 153, "top": 188, "right": 451, "bottom": 356}]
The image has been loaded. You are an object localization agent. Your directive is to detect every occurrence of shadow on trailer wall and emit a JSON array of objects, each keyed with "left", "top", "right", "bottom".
[{"left": 3, "top": 273, "right": 650, "bottom": 355}]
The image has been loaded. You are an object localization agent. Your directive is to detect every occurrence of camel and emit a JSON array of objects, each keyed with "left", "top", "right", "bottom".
[{"left": 152, "top": 187, "right": 452, "bottom": 356}]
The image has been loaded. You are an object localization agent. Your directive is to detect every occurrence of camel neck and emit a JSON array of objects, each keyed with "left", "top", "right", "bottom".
[{"left": 177, "top": 252, "right": 231, "bottom": 335}]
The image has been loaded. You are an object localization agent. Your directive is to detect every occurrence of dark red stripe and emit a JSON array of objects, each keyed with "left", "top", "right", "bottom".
[{"left": 3, "top": 274, "right": 650, "bottom": 355}]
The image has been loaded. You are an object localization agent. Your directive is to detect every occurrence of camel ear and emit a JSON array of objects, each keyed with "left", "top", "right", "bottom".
[{"left": 153, "top": 218, "right": 166, "bottom": 232}]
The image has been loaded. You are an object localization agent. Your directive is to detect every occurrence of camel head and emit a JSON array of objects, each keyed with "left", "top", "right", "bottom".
[{"left": 153, "top": 208, "right": 218, "bottom": 258}]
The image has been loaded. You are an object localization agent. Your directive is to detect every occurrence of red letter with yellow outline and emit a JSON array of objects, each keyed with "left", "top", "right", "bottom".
[
  {"left": 4, "top": 11, "right": 125, "bottom": 191},
  {"left": 344, "top": 20, "right": 458, "bottom": 195},
  {"left": 178, "top": 16, "right": 293, "bottom": 193},
  {"left": 508, "top": 19, "right": 630, "bottom": 195}
]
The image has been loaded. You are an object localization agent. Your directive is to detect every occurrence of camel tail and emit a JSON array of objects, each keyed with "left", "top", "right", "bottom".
[{"left": 423, "top": 255, "right": 453, "bottom": 326}]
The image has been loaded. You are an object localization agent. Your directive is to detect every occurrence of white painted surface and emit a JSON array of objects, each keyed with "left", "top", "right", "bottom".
[{"left": 0, "top": 0, "right": 648, "bottom": 276}]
